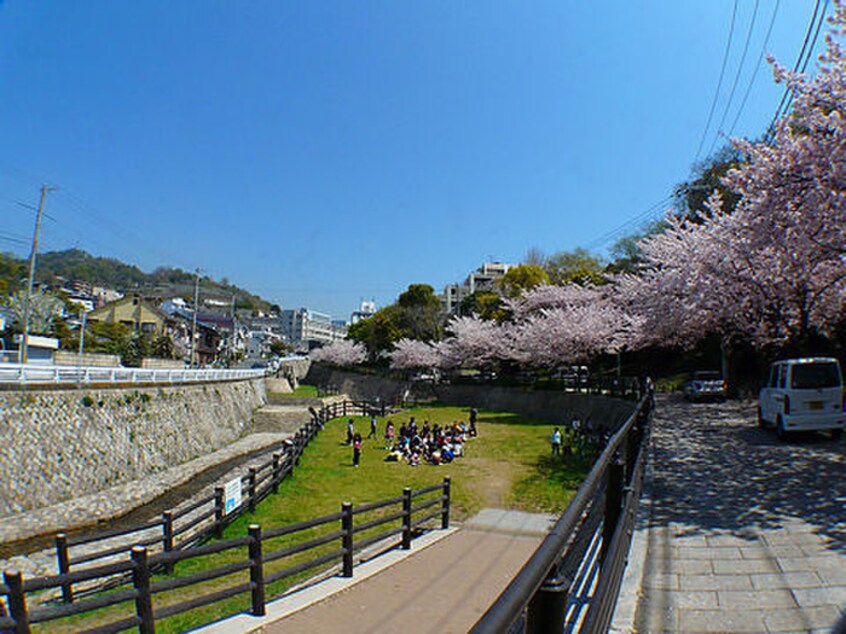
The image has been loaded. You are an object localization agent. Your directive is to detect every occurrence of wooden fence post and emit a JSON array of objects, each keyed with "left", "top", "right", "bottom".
[
  {"left": 55, "top": 533, "right": 73, "bottom": 603},
  {"left": 248, "top": 468, "right": 257, "bottom": 512},
  {"left": 162, "top": 512, "right": 175, "bottom": 575},
  {"left": 402, "top": 488, "right": 412, "bottom": 550},
  {"left": 3, "top": 570, "right": 30, "bottom": 634},
  {"left": 441, "top": 477, "right": 451, "bottom": 529},
  {"left": 214, "top": 486, "right": 225, "bottom": 539},
  {"left": 341, "top": 502, "right": 354, "bottom": 578},
  {"left": 248, "top": 524, "right": 266, "bottom": 616},
  {"left": 271, "top": 453, "right": 281, "bottom": 493},
  {"left": 131, "top": 547, "right": 155, "bottom": 634}
]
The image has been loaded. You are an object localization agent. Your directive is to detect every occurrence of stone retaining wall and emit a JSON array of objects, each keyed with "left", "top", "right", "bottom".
[
  {"left": 306, "top": 366, "right": 636, "bottom": 431},
  {"left": 0, "top": 379, "right": 266, "bottom": 518}
]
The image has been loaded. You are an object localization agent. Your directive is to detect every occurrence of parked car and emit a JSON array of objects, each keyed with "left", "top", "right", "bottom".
[
  {"left": 758, "top": 357, "right": 845, "bottom": 440},
  {"left": 683, "top": 371, "right": 727, "bottom": 402},
  {"left": 411, "top": 369, "right": 440, "bottom": 383}
]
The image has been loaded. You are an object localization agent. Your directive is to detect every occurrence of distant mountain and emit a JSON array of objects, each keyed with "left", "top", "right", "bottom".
[{"left": 0, "top": 249, "right": 274, "bottom": 312}]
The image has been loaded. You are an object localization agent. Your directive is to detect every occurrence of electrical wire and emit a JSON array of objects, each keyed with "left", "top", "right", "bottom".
[
  {"left": 766, "top": 0, "right": 826, "bottom": 140},
  {"left": 583, "top": 195, "right": 673, "bottom": 252},
  {"left": 695, "top": 0, "right": 739, "bottom": 163},
  {"left": 728, "top": 0, "right": 781, "bottom": 138},
  {"left": 773, "top": 0, "right": 830, "bottom": 128},
  {"left": 708, "top": 0, "right": 760, "bottom": 156}
]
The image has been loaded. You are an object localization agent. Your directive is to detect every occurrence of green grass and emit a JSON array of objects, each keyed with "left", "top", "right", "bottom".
[
  {"left": 40, "top": 404, "right": 593, "bottom": 633},
  {"left": 269, "top": 383, "right": 320, "bottom": 398}
]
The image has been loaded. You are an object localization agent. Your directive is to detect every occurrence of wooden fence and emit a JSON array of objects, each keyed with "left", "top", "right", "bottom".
[{"left": 1, "top": 399, "right": 446, "bottom": 634}]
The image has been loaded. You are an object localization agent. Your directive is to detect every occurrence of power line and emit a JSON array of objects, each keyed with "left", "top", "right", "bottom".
[
  {"left": 728, "top": 0, "right": 781, "bottom": 138},
  {"left": 766, "top": 0, "right": 826, "bottom": 140},
  {"left": 695, "top": 0, "right": 739, "bottom": 163},
  {"left": 774, "top": 0, "right": 831, "bottom": 123},
  {"left": 583, "top": 195, "right": 673, "bottom": 252},
  {"left": 709, "top": 0, "right": 760, "bottom": 155}
]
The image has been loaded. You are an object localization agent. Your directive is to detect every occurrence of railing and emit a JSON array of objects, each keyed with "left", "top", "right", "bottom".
[
  {"left": 46, "top": 399, "right": 386, "bottom": 602},
  {"left": 1, "top": 479, "right": 451, "bottom": 634},
  {"left": 0, "top": 363, "right": 267, "bottom": 385},
  {"left": 528, "top": 374, "right": 644, "bottom": 400},
  {"left": 470, "top": 392, "right": 653, "bottom": 634},
  {"left": 48, "top": 415, "right": 324, "bottom": 604}
]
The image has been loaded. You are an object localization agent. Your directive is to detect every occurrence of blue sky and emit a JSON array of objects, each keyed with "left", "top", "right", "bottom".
[{"left": 0, "top": 1, "right": 830, "bottom": 320}]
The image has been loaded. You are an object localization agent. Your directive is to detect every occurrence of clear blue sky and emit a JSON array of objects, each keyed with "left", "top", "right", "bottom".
[{"left": 0, "top": 1, "right": 829, "bottom": 320}]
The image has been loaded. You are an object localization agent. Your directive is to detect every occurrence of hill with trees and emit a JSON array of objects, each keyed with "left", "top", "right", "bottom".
[{"left": 0, "top": 248, "right": 274, "bottom": 312}]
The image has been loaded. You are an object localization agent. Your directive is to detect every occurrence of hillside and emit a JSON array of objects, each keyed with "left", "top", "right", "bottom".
[{"left": 0, "top": 249, "right": 274, "bottom": 311}]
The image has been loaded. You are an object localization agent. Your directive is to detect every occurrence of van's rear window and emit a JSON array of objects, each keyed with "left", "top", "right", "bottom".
[{"left": 791, "top": 363, "right": 842, "bottom": 389}]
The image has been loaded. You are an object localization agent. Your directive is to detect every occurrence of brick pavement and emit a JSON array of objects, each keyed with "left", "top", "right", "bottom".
[{"left": 613, "top": 394, "right": 846, "bottom": 634}]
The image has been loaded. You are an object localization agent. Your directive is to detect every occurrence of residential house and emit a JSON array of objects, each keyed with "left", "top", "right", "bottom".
[{"left": 88, "top": 294, "right": 171, "bottom": 336}]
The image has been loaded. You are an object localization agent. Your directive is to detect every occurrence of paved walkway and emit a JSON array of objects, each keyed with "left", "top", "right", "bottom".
[
  {"left": 196, "top": 509, "right": 556, "bottom": 634},
  {"left": 613, "top": 394, "right": 846, "bottom": 633}
]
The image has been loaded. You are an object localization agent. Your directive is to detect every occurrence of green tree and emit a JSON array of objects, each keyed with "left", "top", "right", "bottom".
[
  {"left": 544, "top": 248, "right": 607, "bottom": 286},
  {"left": 53, "top": 317, "right": 78, "bottom": 351},
  {"left": 673, "top": 145, "right": 742, "bottom": 223},
  {"left": 151, "top": 334, "right": 174, "bottom": 359},
  {"left": 348, "top": 305, "right": 405, "bottom": 358},
  {"left": 269, "top": 339, "right": 292, "bottom": 356},
  {"left": 607, "top": 219, "right": 669, "bottom": 274},
  {"left": 459, "top": 291, "right": 504, "bottom": 320},
  {"left": 396, "top": 283, "right": 442, "bottom": 341},
  {"left": 498, "top": 264, "right": 550, "bottom": 298}
]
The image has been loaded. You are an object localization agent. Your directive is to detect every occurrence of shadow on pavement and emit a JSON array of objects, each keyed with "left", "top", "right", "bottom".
[{"left": 648, "top": 394, "right": 846, "bottom": 551}]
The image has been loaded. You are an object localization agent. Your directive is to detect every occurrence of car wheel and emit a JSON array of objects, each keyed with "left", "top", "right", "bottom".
[
  {"left": 832, "top": 428, "right": 843, "bottom": 441},
  {"left": 776, "top": 416, "right": 788, "bottom": 441},
  {"left": 757, "top": 407, "right": 767, "bottom": 429}
]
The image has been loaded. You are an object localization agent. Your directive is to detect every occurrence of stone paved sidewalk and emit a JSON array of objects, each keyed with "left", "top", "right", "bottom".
[{"left": 613, "top": 394, "right": 846, "bottom": 633}]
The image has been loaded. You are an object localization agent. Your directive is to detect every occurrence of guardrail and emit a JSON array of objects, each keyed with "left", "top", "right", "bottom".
[
  {"left": 1, "top": 479, "right": 451, "bottom": 634},
  {"left": 470, "top": 392, "right": 652, "bottom": 634},
  {"left": 0, "top": 363, "right": 267, "bottom": 385}
]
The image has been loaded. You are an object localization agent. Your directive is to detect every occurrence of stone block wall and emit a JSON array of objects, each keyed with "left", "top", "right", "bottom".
[
  {"left": 306, "top": 365, "right": 636, "bottom": 432},
  {"left": 0, "top": 379, "right": 266, "bottom": 518}
]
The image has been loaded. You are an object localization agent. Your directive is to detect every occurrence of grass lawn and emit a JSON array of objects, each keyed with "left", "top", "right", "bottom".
[{"left": 43, "top": 404, "right": 593, "bottom": 633}]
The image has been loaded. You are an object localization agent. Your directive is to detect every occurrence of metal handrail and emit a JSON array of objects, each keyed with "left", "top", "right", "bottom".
[
  {"left": 470, "top": 393, "right": 652, "bottom": 634},
  {"left": 0, "top": 363, "right": 267, "bottom": 385}
]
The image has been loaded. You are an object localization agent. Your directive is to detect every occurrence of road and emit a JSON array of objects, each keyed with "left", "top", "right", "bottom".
[{"left": 618, "top": 394, "right": 846, "bottom": 633}]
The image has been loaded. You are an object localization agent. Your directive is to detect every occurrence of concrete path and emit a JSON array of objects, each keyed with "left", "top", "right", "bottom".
[
  {"left": 614, "top": 394, "right": 846, "bottom": 633},
  {"left": 195, "top": 509, "right": 555, "bottom": 634}
]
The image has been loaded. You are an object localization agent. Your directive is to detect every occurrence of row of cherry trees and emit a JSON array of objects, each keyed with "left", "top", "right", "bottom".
[{"left": 316, "top": 4, "right": 846, "bottom": 372}]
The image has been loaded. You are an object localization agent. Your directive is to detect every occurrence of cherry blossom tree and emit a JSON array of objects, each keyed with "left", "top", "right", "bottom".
[
  {"left": 309, "top": 339, "right": 366, "bottom": 366},
  {"left": 438, "top": 315, "right": 509, "bottom": 369},
  {"left": 505, "top": 284, "right": 642, "bottom": 366},
  {"left": 389, "top": 338, "right": 442, "bottom": 370},
  {"left": 622, "top": 5, "right": 846, "bottom": 350}
]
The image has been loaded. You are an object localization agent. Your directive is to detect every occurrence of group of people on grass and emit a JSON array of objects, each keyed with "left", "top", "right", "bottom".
[
  {"left": 550, "top": 415, "right": 610, "bottom": 459},
  {"left": 346, "top": 408, "right": 479, "bottom": 468}
]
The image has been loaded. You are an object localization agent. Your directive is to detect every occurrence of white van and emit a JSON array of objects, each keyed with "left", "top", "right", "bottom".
[{"left": 758, "top": 357, "right": 845, "bottom": 440}]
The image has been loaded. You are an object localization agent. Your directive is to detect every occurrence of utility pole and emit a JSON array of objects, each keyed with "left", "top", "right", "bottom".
[
  {"left": 20, "top": 184, "right": 57, "bottom": 364},
  {"left": 189, "top": 268, "right": 200, "bottom": 369},
  {"left": 77, "top": 311, "right": 87, "bottom": 364}
]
